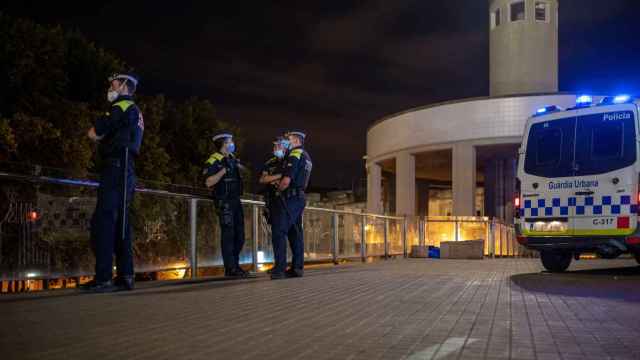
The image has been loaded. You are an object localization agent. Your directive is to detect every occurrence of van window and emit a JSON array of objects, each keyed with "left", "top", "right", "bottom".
[
  {"left": 574, "top": 111, "right": 636, "bottom": 176},
  {"left": 524, "top": 111, "right": 637, "bottom": 178},
  {"left": 535, "top": 128, "right": 562, "bottom": 165},
  {"left": 524, "top": 117, "right": 575, "bottom": 178},
  {"left": 592, "top": 122, "right": 622, "bottom": 160}
]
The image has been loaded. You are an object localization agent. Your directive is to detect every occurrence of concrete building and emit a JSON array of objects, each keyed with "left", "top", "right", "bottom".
[{"left": 366, "top": 0, "right": 575, "bottom": 221}]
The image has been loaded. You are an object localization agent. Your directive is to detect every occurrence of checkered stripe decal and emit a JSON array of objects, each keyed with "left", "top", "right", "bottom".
[{"left": 520, "top": 195, "right": 638, "bottom": 217}]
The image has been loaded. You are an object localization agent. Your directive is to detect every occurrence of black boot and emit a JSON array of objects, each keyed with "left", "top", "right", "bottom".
[
  {"left": 80, "top": 280, "right": 116, "bottom": 293},
  {"left": 114, "top": 276, "right": 135, "bottom": 291},
  {"left": 285, "top": 268, "right": 304, "bottom": 278}
]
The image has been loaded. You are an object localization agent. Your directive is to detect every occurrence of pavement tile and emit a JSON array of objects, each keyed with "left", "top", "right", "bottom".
[{"left": 1, "top": 258, "right": 639, "bottom": 360}]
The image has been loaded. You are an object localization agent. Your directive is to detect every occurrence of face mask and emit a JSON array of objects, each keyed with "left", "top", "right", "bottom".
[
  {"left": 274, "top": 149, "right": 285, "bottom": 159},
  {"left": 107, "top": 90, "right": 119, "bottom": 103},
  {"left": 226, "top": 142, "right": 236, "bottom": 154},
  {"left": 107, "top": 79, "right": 127, "bottom": 103},
  {"left": 281, "top": 139, "right": 291, "bottom": 150}
]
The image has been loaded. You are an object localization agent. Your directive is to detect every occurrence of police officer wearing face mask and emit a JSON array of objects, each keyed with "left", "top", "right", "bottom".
[
  {"left": 270, "top": 131, "right": 312, "bottom": 280},
  {"left": 259, "top": 137, "right": 287, "bottom": 225},
  {"left": 83, "top": 73, "right": 144, "bottom": 293},
  {"left": 203, "top": 133, "right": 249, "bottom": 278}
]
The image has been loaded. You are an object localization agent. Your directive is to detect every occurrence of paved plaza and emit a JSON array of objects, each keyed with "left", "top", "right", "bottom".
[{"left": 2, "top": 258, "right": 640, "bottom": 360}]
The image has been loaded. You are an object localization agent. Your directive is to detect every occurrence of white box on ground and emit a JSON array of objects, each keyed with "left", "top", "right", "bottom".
[{"left": 440, "top": 240, "right": 484, "bottom": 259}]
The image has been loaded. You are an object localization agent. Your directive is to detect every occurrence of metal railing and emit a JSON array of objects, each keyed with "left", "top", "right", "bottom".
[
  {"left": 0, "top": 170, "right": 406, "bottom": 282},
  {"left": 0, "top": 169, "right": 528, "bottom": 284}
]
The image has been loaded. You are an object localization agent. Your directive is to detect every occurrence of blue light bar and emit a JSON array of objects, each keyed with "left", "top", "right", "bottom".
[
  {"left": 576, "top": 95, "right": 593, "bottom": 106},
  {"left": 533, "top": 105, "right": 561, "bottom": 117},
  {"left": 598, "top": 94, "right": 636, "bottom": 106},
  {"left": 613, "top": 94, "right": 632, "bottom": 104}
]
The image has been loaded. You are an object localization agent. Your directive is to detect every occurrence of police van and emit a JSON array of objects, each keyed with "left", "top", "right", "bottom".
[{"left": 516, "top": 95, "right": 640, "bottom": 272}]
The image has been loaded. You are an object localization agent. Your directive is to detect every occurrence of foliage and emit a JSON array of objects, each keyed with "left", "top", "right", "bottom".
[
  {"left": 0, "top": 13, "right": 243, "bottom": 188},
  {"left": 0, "top": 14, "right": 250, "bottom": 278}
]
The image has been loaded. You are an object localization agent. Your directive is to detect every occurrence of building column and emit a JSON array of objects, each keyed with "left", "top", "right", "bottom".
[
  {"left": 453, "top": 142, "right": 476, "bottom": 216},
  {"left": 503, "top": 156, "right": 517, "bottom": 221},
  {"left": 395, "top": 152, "right": 416, "bottom": 216},
  {"left": 366, "top": 162, "right": 383, "bottom": 214},
  {"left": 416, "top": 180, "right": 430, "bottom": 217}
]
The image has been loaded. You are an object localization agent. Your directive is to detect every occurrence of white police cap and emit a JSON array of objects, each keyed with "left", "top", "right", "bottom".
[
  {"left": 108, "top": 73, "right": 139, "bottom": 86},
  {"left": 286, "top": 131, "right": 306, "bottom": 139},
  {"left": 212, "top": 133, "right": 233, "bottom": 142}
]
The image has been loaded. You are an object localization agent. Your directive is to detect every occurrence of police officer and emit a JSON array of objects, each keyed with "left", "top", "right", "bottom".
[
  {"left": 270, "top": 131, "right": 312, "bottom": 280},
  {"left": 259, "top": 137, "right": 287, "bottom": 225},
  {"left": 203, "top": 133, "right": 249, "bottom": 278},
  {"left": 84, "top": 73, "right": 144, "bottom": 293}
]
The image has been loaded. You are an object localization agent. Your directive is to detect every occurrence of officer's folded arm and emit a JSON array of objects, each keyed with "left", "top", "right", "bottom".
[
  {"left": 278, "top": 176, "right": 291, "bottom": 191},
  {"left": 205, "top": 168, "right": 226, "bottom": 188},
  {"left": 92, "top": 107, "right": 126, "bottom": 140},
  {"left": 259, "top": 172, "right": 282, "bottom": 185}
]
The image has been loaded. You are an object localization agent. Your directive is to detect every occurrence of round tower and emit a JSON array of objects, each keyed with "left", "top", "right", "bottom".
[{"left": 489, "top": 0, "right": 559, "bottom": 96}]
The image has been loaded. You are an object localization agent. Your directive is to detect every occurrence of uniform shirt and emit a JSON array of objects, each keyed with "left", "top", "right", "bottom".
[
  {"left": 204, "top": 152, "right": 243, "bottom": 200},
  {"left": 283, "top": 146, "right": 311, "bottom": 190},
  {"left": 261, "top": 156, "right": 285, "bottom": 177},
  {"left": 95, "top": 95, "right": 144, "bottom": 159},
  {"left": 261, "top": 156, "right": 285, "bottom": 198}
]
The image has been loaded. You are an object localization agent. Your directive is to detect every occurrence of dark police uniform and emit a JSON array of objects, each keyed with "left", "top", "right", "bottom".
[
  {"left": 91, "top": 94, "right": 144, "bottom": 285},
  {"left": 204, "top": 152, "right": 245, "bottom": 275},
  {"left": 260, "top": 155, "right": 285, "bottom": 224},
  {"left": 271, "top": 146, "right": 312, "bottom": 276}
]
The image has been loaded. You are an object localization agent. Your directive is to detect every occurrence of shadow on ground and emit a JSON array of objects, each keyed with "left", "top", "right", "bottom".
[
  {"left": 510, "top": 264, "right": 640, "bottom": 302},
  {"left": 0, "top": 263, "right": 375, "bottom": 302}
]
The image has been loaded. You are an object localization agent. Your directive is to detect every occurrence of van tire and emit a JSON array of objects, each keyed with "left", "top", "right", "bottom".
[{"left": 540, "top": 251, "right": 572, "bottom": 272}]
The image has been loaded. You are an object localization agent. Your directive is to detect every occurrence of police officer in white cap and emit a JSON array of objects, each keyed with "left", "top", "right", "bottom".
[
  {"left": 203, "top": 133, "right": 248, "bottom": 278},
  {"left": 270, "top": 130, "right": 312, "bottom": 279}
]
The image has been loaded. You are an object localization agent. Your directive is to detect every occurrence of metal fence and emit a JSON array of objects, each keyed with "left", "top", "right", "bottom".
[
  {"left": 0, "top": 169, "right": 527, "bottom": 284},
  {"left": 405, "top": 216, "right": 534, "bottom": 257}
]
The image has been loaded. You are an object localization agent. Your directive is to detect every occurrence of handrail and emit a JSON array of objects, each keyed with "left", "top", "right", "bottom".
[
  {"left": 0, "top": 168, "right": 525, "bottom": 287},
  {"left": 0, "top": 171, "right": 404, "bottom": 220}
]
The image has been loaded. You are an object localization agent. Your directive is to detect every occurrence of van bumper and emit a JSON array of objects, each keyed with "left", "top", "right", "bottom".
[{"left": 517, "top": 234, "right": 640, "bottom": 253}]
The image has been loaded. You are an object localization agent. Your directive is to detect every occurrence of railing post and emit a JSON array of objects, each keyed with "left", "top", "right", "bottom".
[
  {"left": 455, "top": 218, "right": 460, "bottom": 242},
  {"left": 252, "top": 204, "right": 259, "bottom": 272},
  {"left": 360, "top": 215, "right": 367, "bottom": 262},
  {"left": 384, "top": 218, "right": 389, "bottom": 259},
  {"left": 402, "top": 217, "right": 408, "bottom": 258},
  {"left": 189, "top": 198, "right": 198, "bottom": 279},
  {"left": 489, "top": 218, "right": 495, "bottom": 258},
  {"left": 419, "top": 218, "right": 425, "bottom": 247},
  {"left": 332, "top": 213, "right": 339, "bottom": 264}
]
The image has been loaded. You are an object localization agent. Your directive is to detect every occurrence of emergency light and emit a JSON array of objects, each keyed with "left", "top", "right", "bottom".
[
  {"left": 533, "top": 105, "right": 561, "bottom": 117},
  {"left": 613, "top": 94, "right": 633, "bottom": 104},
  {"left": 575, "top": 95, "right": 593, "bottom": 107},
  {"left": 598, "top": 94, "right": 635, "bottom": 106}
]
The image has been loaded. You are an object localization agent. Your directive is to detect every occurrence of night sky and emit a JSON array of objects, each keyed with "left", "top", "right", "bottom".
[{"left": 3, "top": 0, "right": 640, "bottom": 189}]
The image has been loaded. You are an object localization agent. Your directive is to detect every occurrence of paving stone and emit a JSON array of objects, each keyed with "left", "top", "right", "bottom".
[{"left": 1, "top": 258, "right": 639, "bottom": 360}]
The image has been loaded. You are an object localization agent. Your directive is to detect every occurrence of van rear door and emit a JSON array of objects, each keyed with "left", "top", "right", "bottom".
[
  {"left": 572, "top": 107, "right": 638, "bottom": 236},
  {"left": 522, "top": 115, "right": 576, "bottom": 236}
]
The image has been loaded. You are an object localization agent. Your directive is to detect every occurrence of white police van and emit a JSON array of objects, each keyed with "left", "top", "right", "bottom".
[{"left": 516, "top": 95, "right": 640, "bottom": 272}]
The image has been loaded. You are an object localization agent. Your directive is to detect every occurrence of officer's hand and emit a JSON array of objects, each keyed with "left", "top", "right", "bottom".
[{"left": 87, "top": 127, "right": 102, "bottom": 142}]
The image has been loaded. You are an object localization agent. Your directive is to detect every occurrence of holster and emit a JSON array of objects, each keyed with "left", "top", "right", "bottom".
[{"left": 216, "top": 201, "right": 233, "bottom": 227}]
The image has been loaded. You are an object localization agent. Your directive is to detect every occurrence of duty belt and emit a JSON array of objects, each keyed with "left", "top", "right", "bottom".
[{"left": 283, "top": 188, "right": 305, "bottom": 198}]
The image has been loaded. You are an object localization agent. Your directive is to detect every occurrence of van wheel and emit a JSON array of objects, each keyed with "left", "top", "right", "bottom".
[{"left": 540, "top": 251, "right": 572, "bottom": 272}]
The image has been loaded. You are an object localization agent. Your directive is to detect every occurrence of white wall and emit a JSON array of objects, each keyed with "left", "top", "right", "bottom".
[{"left": 367, "top": 94, "right": 577, "bottom": 161}]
